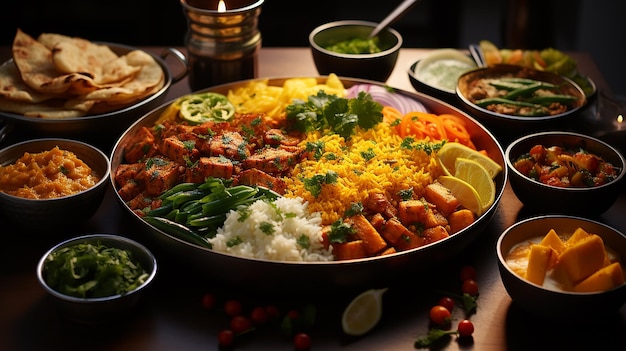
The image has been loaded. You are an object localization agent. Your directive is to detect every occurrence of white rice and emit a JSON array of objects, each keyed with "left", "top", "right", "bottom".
[{"left": 209, "top": 197, "right": 334, "bottom": 262}]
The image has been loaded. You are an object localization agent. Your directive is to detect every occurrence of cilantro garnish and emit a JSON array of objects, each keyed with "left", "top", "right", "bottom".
[
  {"left": 328, "top": 219, "right": 355, "bottom": 243},
  {"left": 344, "top": 202, "right": 364, "bottom": 217},
  {"left": 360, "top": 148, "right": 376, "bottom": 161},
  {"left": 259, "top": 221, "right": 275, "bottom": 235},
  {"left": 296, "top": 234, "right": 310, "bottom": 249},
  {"left": 285, "top": 90, "right": 383, "bottom": 139},
  {"left": 397, "top": 187, "right": 414, "bottom": 201},
  {"left": 302, "top": 170, "right": 338, "bottom": 197}
]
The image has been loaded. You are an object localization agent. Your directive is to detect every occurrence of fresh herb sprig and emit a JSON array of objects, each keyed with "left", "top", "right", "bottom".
[{"left": 286, "top": 90, "right": 383, "bottom": 139}]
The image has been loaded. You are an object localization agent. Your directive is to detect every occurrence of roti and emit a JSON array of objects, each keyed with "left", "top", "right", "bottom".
[
  {"left": 0, "top": 61, "right": 57, "bottom": 103},
  {"left": 1, "top": 29, "right": 165, "bottom": 118}
]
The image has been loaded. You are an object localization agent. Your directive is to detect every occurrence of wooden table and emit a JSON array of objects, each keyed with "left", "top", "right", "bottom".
[{"left": 1, "top": 47, "right": 624, "bottom": 351}]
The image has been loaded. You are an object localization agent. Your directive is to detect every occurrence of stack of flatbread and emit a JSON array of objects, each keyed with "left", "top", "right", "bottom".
[{"left": 0, "top": 29, "right": 165, "bottom": 118}]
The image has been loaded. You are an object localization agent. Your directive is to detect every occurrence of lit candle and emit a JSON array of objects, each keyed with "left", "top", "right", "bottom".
[
  {"left": 616, "top": 114, "right": 624, "bottom": 130},
  {"left": 181, "top": 0, "right": 263, "bottom": 90}
]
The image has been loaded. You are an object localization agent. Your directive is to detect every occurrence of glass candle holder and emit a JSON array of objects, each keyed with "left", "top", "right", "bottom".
[{"left": 180, "top": 0, "right": 263, "bottom": 91}]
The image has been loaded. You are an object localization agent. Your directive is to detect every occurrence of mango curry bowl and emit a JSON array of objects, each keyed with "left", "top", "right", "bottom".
[
  {"left": 505, "top": 131, "right": 625, "bottom": 216},
  {"left": 36, "top": 233, "right": 157, "bottom": 324},
  {"left": 497, "top": 215, "right": 626, "bottom": 321},
  {"left": 0, "top": 138, "right": 110, "bottom": 232},
  {"left": 309, "top": 20, "right": 402, "bottom": 82}
]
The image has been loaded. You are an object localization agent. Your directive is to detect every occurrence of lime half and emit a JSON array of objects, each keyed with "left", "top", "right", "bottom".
[{"left": 342, "top": 288, "right": 388, "bottom": 336}]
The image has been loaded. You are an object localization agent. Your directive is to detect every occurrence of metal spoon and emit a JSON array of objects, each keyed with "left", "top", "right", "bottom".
[
  {"left": 469, "top": 43, "right": 487, "bottom": 67},
  {"left": 369, "top": 0, "right": 421, "bottom": 38},
  {"left": 0, "top": 119, "right": 9, "bottom": 145}
]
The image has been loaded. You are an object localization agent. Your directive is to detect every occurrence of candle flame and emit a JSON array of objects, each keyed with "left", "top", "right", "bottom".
[
  {"left": 618, "top": 114, "right": 624, "bottom": 123},
  {"left": 218, "top": 0, "right": 226, "bottom": 12}
]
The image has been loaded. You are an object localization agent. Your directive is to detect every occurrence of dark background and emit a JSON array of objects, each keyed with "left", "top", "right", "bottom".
[{"left": 2, "top": 0, "right": 624, "bottom": 98}]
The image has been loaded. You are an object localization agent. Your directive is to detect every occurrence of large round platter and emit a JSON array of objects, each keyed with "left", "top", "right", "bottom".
[
  {"left": 110, "top": 77, "right": 508, "bottom": 294},
  {"left": 0, "top": 43, "right": 178, "bottom": 146}
]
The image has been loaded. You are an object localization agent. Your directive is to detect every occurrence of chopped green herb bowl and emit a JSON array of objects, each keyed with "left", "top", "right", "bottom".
[
  {"left": 309, "top": 20, "right": 402, "bottom": 82},
  {"left": 36, "top": 234, "right": 157, "bottom": 324}
]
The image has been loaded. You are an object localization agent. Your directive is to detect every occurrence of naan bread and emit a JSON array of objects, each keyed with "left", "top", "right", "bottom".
[
  {"left": 1, "top": 29, "right": 165, "bottom": 119},
  {"left": 82, "top": 50, "right": 164, "bottom": 102},
  {"left": 0, "top": 61, "right": 56, "bottom": 103},
  {"left": 0, "top": 97, "right": 86, "bottom": 118}
]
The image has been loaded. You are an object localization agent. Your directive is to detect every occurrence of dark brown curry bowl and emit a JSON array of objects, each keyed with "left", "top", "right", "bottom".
[
  {"left": 456, "top": 64, "right": 587, "bottom": 130},
  {"left": 497, "top": 215, "right": 626, "bottom": 321},
  {"left": 0, "top": 138, "right": 110, "bottom": 232},
  {"left": 0, "top": 43, "right": 187, "bottom": 145},
  {"left": 505, "top": 131, "right": 625, "bottom": 216},
  {"left": 109, "top": 77, "right": 508, "bottom": 296},
  {"left": 309, "top": 20, "right": 402, "bottom": 82},
  {"left": 36, "top": 234, "right": 157, "bottom": 324}
]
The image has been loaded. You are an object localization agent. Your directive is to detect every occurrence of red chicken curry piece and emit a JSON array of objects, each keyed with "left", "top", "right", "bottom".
[{"left": 114, "top": 113, "right": 306, "bottom": 214}]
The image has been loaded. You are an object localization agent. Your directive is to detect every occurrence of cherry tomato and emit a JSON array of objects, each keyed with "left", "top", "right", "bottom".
[
  {"left": 459, "top": 265, "right": 477, "bottom": 281},
  {"left": 217, "top": 329, "right": 235, "bottom": 347},
  {"left": 265, "top": 305, "right": 281, "bottom": 321},
  {"left": 201, "top": 293, "right": 216, "bottom": 310},
  {"left": 224, "top": 299, "right": 243, "bottom": 316},
  {"left": 457, "top": 319, "right": 475, "bottom": 337},
  {"left": 462, "top": 279, "right": 479, "bottom": 296},
  {"left": 250, "top": 306, "right": 269, "bottom": 325},
  {"left": 230, "top": 315, "right": 253, "bottom": 334},
  {"left": 293, "top": 333, "right": 312, "bottom": 351},
  {"left": 429, "top": 305, "right": 451, "bottom": 326},
  {"left": 287, "top": 309, "right": 300, "bottom": 320},
  {"left": 438, "top": 296, "right": 455, "bottom": 312}
]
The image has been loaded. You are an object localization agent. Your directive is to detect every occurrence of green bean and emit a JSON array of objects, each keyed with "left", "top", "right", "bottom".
[
  {"left": 180, "top": 200, "right": 205, "bottom": 214},
  {"left": 158, "top": 182, "right": 197, "bottom": 200},
  {"left": 200, "top": 187, "right": 258, "bottom": 216},
  {"left": 145, "top": 202, "right": 174, "bottom": 217},
  {"left": 144, "top": 216, "right": 212, "bottom": 249},
  {"left": 527, "top": 94, "right": 579, "bottom": 105},
  {"left": 488, "top": 81, "right": 528, "bottom": 91},
  {"left": 503, "top": 82, "right": 556, "bottom": 100},
  {"left": 144, "top": 176, "right": 281, "bottom": 247},
  {"left": 475, "top": 97, "right": 542, "bottom": 108},
  {"left": 168, "top": 188, "right": 210, "bottom": 207},
  {"left": 187, "top": 214, "right": 226, "bottom": 227},
  {"left": 497, "top": 77, "right": 542, "bottom": 85},
  {"left": 198, "top": 177, "right": 230, "bottom": 191},
  {"left": 174, "top": 210, "right": 189, "bottom": 223},
  {"left": 165, "top": 208, "right": 180, "bottom": 221}
]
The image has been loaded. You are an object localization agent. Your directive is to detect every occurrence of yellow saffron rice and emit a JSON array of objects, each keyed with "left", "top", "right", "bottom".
[{"left": 283, "top": 123, "right": 443, "bottom": 225}]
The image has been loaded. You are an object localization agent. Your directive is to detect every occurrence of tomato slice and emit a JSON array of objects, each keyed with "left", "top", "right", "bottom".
[{"left": 179, "top": 92, "right": 235, "bottom": 124}]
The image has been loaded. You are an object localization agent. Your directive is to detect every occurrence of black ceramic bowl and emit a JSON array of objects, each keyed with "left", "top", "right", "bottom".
[
  {"left": 0, "top": 43, "right": 186, "bottom": 146},
  {"left": 497, "top": 215, "right": 626, "bottom": 321},
  {"left": 456, "top": 64, "right": 587, "bottom": 131},
  {"left": 505, "top": 131, "right": 625, "bottom": 216},
  {"left": 0, "top": 138, "right": 110, "bottom": 232},
  {"left": 37, "top": 234, "right": 157, "bottom": 324},
  {"left": 309, "top": 20, "right": 402, "bottom": 82},
  {"left": 109, "top": 77, "right": 507, "bottom": 295}
]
